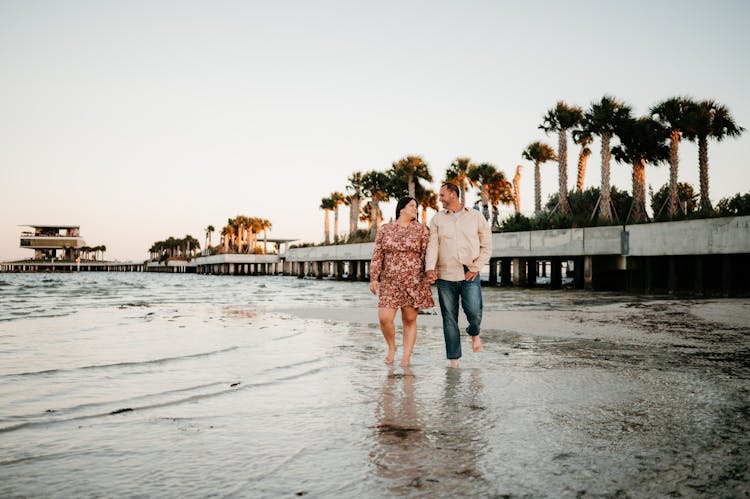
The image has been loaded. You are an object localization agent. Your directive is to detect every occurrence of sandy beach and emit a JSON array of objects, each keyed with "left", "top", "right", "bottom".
[{"left": 279, "top": 290, "right": 750, "bottom": 353}]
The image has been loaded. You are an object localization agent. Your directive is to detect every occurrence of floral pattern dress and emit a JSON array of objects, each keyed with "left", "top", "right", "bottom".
[{"left": 370, "top": 222, "right": 434, "bottom": 310}]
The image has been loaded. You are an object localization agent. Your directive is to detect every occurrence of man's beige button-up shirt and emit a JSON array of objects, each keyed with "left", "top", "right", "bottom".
[{"left": 425, "top": 207, "right": 492, "bottom": 281}]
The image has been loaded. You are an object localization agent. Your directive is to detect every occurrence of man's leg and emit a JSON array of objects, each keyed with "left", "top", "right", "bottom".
[
  {"left": 460, "top": 278, "right": 484, "bottom": 352},
  {"left": 436, "top": 279, "right": 461, "bottom": 364}
]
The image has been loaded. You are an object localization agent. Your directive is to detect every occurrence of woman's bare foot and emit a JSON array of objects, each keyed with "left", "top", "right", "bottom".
[
  {"left": 399, "top": 356, "right": 410, "bottom": 368},
  {"left": 385, "top": 348, "right": 396, "bottom": 364},
  {"left": 448, "top": 359, "right": 459, "bottom": 368},
  {"left": 472, "top": 335, "right": 483, "bottom": 352}
]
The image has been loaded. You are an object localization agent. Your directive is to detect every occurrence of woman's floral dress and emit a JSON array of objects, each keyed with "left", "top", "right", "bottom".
[{"left": 370, "top": 222, "right": 434, "bottom": 310}]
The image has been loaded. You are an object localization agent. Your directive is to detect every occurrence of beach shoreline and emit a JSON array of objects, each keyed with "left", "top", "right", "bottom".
[{"left": 276, "top": 293, "right": 750, "bottom": 351}]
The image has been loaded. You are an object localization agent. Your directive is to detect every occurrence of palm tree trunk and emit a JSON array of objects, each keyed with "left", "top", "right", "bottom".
[
  {"left": 369, "top": 198, "right": 379, "bottom": 241},
  {"left": 632, "top": 159, "right": 647, "bottom": 223},
  {"left": 599, "top": 132, "right": 612, "bottom": 221},
  {"left": 668, "top": 130, "right": 680, "bottom": 217},
  {"left": 349, "top": 195, "right": 359, "bottom": 234},
  {"left": 513, "top": 167, "right": 521, "bottom": 213},
  {"left": 558, "top": 129, "right": 570, "bottom": 214},
  {"left": 576, "top": 148, "right": 590, "bottom": 192},
  {"left": 481, "top": 187, "right": 490, "bottom": 220},
  {"left": 408, "top": 174, "right": 415, "bottom": 198},
  {"left": 698, "top": 134, "right": 711, "bottom": 213},
  {"left": 333, "top": 206, "right": 340, "bottom": 243},
  {"left": 459, "top": 184, "right": 466, "bottom": 208},
  {"left": 323, "top": 210, "right": 330, "bottom": 244},
  {"left": 534, "top": 161, "right": 541, "bottom": 213}
]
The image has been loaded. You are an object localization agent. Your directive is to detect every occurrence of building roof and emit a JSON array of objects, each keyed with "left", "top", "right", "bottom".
[{"left": 19, "top": 224, "right": 80, "bottom": 229}]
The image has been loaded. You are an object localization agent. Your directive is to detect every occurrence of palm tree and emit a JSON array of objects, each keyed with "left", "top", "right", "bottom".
[
  {"left": 329, "top": 192, "right": 345, "bottom": 242},
  {"left": 611, "top": 117, "right": 670, "bottom": 223},
  {"left": 361, "top": 170, "right": 391, "bottom": 240},
  {"left": 539, "top": 101, "right": 584, "bottom": 214},
  {"left": 391, "top": 155, "right": 432, "bottom": 198},
  {"left": 204, "top": 225, "right": 215, "bottom": 252},
  {"left": 571, "top": 128, "right": 593, "bottom": 192},
  {"left": 221, "top": 221, "right": 235, "bottom": 254},
  {"left": 650, "top": 97, "right": 695, "bottom": 218},
  {"left": 415, "top": 183, "right": 438, "bottom": 223},
  {"left": 346, "top": 171, "right": 365, "bottom": 235},
  {"left": 256, "top": 218, "right": 272, "bottom": 254},
  {"left": 581, "top": 95, "right": 632, "bottom": 222},
  {"left": 445, "top": 157, "right": 473, "bottom": 207},
  {"left": 182, "top": 235, "right": 199, "bottom": 259},
  {"left": 683, "top": 99, "right": 745, "bottom": 213},
  {"left": 521, "top": 141, "right": 558, "bottom": 213},
  {"left": 468, "top": 163, "right": 502, "bottom": 220},
  {"left": 320, "top": 197, "right": 335, "bottom": 244},
  {"left": 512, "top": 165, "right": 522, "bottom": 213},
  {"left": 487, "top": 173, "right": 514, "bottom": 230}
]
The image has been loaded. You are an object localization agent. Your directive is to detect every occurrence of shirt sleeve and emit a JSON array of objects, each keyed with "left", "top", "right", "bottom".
[
  {"left": 370, "top": 226, "right": 386, "bottom": 282},
  {"left": 425, "top": 216, "right": 439, "bottom": 271},
  {"left": 470, "top": 212, "right": 493, "bottom": 271}
]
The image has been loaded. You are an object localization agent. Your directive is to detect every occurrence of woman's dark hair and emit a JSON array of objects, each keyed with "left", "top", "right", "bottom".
[{"left": 395, "top": 196, "right": 417, "bottom": 220}]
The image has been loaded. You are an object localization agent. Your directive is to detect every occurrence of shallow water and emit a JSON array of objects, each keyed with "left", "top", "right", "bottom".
[{"left": 0, "top": 273, "right": 748, "bottom": 497}]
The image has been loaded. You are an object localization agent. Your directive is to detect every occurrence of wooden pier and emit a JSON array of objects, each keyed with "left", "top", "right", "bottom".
[{"left": 0, "top": 260, "right": 145, "bottom": 272}]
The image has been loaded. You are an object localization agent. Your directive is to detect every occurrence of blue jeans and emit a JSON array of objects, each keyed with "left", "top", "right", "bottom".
[{"left": 436, "top": 278, "right": 483, "bottom": 359}]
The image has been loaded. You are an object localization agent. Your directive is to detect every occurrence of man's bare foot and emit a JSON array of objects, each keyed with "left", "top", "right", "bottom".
[
  {"left": 472, "top": 335, "right": 483, "bottom": 352},
  {"left": 448, "top": 359, "right": 459, "bottom": 368},
  {"left": 399, "top": 357, "right": 410, "bottom": 368},
  {"left": 385, "top": 348, "right": 396, "bottom": 364}
]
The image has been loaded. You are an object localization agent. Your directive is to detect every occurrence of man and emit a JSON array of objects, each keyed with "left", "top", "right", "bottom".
[{"left": 425, "top": 182, "right": 492, "bottom": 368}]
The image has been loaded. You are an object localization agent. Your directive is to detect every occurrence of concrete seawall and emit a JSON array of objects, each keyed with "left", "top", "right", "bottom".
[{"left": 282, "top": 215, "right": 750, "bottom": 295}]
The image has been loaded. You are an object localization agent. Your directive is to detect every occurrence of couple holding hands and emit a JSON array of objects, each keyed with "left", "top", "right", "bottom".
[{"left": 369, "top": 182, "right": 493, "bottom": 368}]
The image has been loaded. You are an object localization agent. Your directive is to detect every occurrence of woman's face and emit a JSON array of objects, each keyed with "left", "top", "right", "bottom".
[{"left": 401, "top": 200, "right": 418, "bottom": 220}]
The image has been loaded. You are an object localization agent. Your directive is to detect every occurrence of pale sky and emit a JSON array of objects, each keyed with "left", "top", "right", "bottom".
[{"left": 2, "top": 0, "right": 749, "bottom": 261}]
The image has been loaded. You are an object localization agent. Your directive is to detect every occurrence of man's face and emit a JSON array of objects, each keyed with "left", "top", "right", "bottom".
[{"left": 439, "top": 186, "right": 456, "bottom": 209}]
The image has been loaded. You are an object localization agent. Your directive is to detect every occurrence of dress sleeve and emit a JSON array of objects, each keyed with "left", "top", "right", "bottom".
[
  {"left": 420, "top": 224, "right": 430, "bottom": 272},
  {"left": 370, "top": 226, "right": 386, "bottom": 282}
]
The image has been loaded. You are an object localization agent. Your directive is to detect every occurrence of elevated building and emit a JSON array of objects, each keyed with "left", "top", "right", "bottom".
[{"left": 19, "top": 225, "right": 86, "bottom": 261}]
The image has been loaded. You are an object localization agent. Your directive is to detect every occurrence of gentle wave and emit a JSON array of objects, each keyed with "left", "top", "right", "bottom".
[
  {"left": 0, "top": 364, "right": 327, "bottom": 434},
  {"left": 1, "top": 346, "right": 240, "bottom": 378}
]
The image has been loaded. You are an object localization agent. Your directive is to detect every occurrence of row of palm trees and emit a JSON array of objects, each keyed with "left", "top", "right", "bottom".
[
  {"left": 76, "top": 245, "right": 107, "bottom": 261},
  {"left": 207, "top": 216, "right": 273, "bottom": 255},
  {"left": 148, "top": 236, "right": 200, "bottom": 261},
  {"left": 525, "top": 96, "right": 743, "bottom": 223},
  {"left": 320, "top": 155, "right": 514, "bottom": 243}
]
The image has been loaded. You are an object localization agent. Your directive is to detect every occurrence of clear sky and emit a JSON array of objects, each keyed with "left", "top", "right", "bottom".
[{"left": 2, "top": 0, "right": 749, "bottom": 261}]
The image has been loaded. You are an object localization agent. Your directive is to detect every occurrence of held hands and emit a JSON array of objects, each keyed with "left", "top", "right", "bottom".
[
  {"left": 369, "top": 281, "right": 379, "bottom": 295},
  {"left": 425, "top": 270, "right": 437, "bottom": 284},
  {"left": 464, "top": 270, "right": 478, "bottom": 281}
]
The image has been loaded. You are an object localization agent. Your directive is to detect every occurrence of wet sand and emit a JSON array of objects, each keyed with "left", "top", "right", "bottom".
[{"left": 277, "top": 291, "right": 750, "bottom": 496}]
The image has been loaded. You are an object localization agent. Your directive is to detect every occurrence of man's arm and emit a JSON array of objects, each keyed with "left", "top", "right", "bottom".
[{"left": 468, "top": 212, "right": 492, "bottom": 273}]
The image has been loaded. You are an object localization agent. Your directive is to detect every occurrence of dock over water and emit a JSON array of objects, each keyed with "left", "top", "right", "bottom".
[{"left": 2, "top": 215, "right": 749, "bottom": 295}]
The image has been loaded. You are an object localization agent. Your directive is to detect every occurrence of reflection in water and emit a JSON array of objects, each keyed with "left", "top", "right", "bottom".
[
  {"left": 371, "top": 367, "right": 491, "bottom": 495},
  {"left": 436, "top": 368, "right": 490, "bottom": 490},
  {"left": 372, "top": 367, "right": 432, "bottom": 493}
]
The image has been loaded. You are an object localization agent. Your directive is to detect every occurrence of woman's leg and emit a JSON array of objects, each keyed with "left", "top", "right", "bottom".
[
  {"left": 378, "top": 307, "right": 398, "bottom": 364},
  {"left": 399, "top": 307, "right": 418, "bottom": 367}
]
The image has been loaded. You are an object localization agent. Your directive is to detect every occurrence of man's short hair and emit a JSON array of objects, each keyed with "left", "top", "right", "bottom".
[{"left": 441, "top": 182, "right": 460, "bottom": 197}]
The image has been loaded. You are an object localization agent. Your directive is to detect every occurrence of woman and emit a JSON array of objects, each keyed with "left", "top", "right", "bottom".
[{"left": 370, "top": 196, "right": 434, "bottom": 367}]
